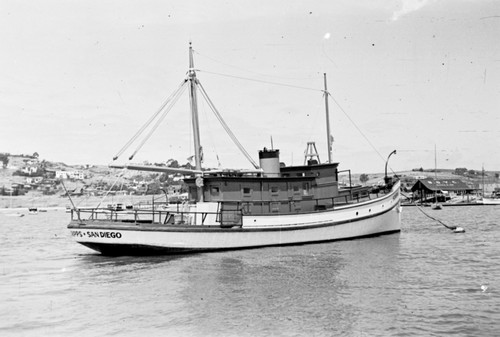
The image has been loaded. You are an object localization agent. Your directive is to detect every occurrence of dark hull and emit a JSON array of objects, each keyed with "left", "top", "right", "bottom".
[{"left": 79, "top": 229, "right": 401, "bottom": 256}]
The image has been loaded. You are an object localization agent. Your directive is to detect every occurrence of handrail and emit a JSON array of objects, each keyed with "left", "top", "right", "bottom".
[
  {"left": 70, "top": 207, "right": 243, "bottom": 227},
  {"left": 70, "top": 187, "right": 394, "bottom": 225}
]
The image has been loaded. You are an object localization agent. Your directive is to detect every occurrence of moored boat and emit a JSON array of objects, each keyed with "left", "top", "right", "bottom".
[
  {"left": 67, "top": 44, "right": 402, "bottom": 255},
  {"left": 431, "top": 203, "right": 442, "bottom": 210},
  {"left": 482, "top": 191, "right": 500, "bottom": 205},
  {"left": 4, "top": 212, "right": 25, "bottom": 217}
]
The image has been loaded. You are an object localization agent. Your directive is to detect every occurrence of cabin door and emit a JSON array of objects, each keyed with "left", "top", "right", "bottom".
[{"left": 219, "top": 202, "right": 242, "bottom": 227}]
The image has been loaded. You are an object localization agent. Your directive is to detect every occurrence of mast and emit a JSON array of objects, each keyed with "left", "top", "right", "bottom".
[
  {"left": 188, "top": 42, "right": 202, "bottom": 171},
  {"left": 323, "top": 73, "right": 332, "bottom": 163},
  {"left": 188, "top": 43, "right": 204, "bottom": 202}
]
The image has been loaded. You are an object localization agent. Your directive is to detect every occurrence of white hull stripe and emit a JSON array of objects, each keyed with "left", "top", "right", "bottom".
[{"left": 69, "top": 202, "right": 400, "bottom": 233}]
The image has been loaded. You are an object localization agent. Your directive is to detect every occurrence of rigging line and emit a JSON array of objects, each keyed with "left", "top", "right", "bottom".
[
  {"left": 400, "top": 191, "right": 460, "bottom": 231},
  {"left": 129, "top": 82, "right": 188, "bottom": 160},
  {"left": 198, "top": 70, "right": 322, "bottom": 93},
  {"left": 326, "top": 91, "right": 388, "bottom": 166},
  {"left": 197, "top": 80, "right": 260, "bottom": 169},
  {"left": 197, "top": 80, "right": 258, "bottom": 169},
  {"left": 60, "top": 180, "right": 76, "bottom": 210},
  {"left": 113, "top": 79, "right": 188, "bottom": 161},
  {"left": 92, "top": 169, "right": 127, "bottom": 216},
  {"left": 194, "top": 50, "right": 319, "bottom": 81}
]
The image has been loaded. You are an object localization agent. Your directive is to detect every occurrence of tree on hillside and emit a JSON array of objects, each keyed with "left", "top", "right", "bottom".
[
  {"left": 359, "top": 174, "right": 369, "bottom": 184},
  {"left": 167, "top": 159, "right": 179, "bottom": 168},
  {"left": 0, "top": 154, "right": 8, "bottom": 168}
]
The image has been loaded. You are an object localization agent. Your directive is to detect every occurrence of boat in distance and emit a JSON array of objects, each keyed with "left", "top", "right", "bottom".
[
  {"left": 67, "top": 43, "right": 402, "bottom": 255},
  {"left": 482, "top": 191, "right": 500, "bottom": 205}
]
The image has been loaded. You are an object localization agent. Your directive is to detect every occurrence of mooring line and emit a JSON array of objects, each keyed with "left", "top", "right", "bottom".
[{"left": 401, "top": 192, "right": 465, "bottom": 233}]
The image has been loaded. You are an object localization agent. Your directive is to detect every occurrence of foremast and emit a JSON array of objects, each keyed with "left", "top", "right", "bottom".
[{"left": 188, "top": 43, "right": 204, "bottom": 201}]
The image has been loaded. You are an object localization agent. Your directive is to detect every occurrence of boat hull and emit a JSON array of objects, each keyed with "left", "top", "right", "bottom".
[
  {"left": 78, "top": 228, "right": 401, "bottom": 256},
  {"left": 482, "top": 198, "right": 500, "bottom": 205},
  {"left": 68, "top": 184, "right": 402, "bottom": 255}
]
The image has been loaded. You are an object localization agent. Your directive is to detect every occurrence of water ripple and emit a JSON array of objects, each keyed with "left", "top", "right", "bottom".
[{"left": 1, "top": 207, "right": 499, "bottom": 336}]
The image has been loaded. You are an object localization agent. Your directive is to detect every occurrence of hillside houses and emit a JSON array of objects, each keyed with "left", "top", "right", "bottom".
[
  {"left": 21, "top": 166, "right": 40, "bottom": 175},
  {"left": 1, "top": 154, "right": 195, "bottom": 198},
  {"left": 55, "top": 170, "right": 85, "bottom": 180}
]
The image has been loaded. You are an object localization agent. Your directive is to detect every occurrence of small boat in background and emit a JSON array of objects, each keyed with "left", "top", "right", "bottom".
[
  {"left": 4, "top": 212, "right": 25, "bottom": 217},
  {"left": 431, "top": 203, "right": 442, "bottom": 210},
  {"left": 482, "top": 190, "right": 500, "bottom": 205},
  {"left": 107, "top": 203, "right": 124, "bottom": 211},
  {"left": 28, "top": 207, "right": 38, "bottom": 214}
]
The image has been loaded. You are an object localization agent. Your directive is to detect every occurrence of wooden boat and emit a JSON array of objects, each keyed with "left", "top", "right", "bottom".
[
  {"left": 482, "top": 198, "right": 500, "bottom": 205},
  {"left": 482, "top": 190, "right": 500, "bottom": 205},
  {"left": 67, "top": 44, "right": 402, "bottom": 255}
]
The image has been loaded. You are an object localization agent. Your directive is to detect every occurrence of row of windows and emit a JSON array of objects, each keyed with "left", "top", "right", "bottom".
[{"left": 210, "top": 184, "right": 310, "bottom": 197}]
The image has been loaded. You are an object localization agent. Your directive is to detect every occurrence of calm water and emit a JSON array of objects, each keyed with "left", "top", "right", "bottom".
[{"left": 1, "top": 206, "right": 499, "bottom": 337}]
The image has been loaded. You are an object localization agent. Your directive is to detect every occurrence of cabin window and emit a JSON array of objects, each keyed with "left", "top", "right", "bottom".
[
  {"left": 293, "top": 185, "right": 300, "bottom": 192},
  {"left": 303, "top": 183, "right": 310, "bottom": 196},
  {"left": 210, "top": 186, "right": 220, "bottom": 196},
  {"left": 241, "top": 202, "right": 252, "bottom": 215},
  {"left": 189, "top": 186, "right": 198, "bottom": 201},
  {"left": 270, "top": 202, "right": 280, "bottom": 213},
  {"left": 270, "top": 186, "right": 279, "bottom": 196},
  {"left": 242, "top": 187, "right": 252, "bottom": 197}
]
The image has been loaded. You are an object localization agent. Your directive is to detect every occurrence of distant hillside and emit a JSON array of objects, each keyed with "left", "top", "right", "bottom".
[{"left": 1, "top": 152, "right": 499, "bottom": 196}]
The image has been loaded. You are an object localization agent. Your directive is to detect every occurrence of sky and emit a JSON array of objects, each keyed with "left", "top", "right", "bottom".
[{"left": 1, "top": 0, "right": 499, "bottom": 174}]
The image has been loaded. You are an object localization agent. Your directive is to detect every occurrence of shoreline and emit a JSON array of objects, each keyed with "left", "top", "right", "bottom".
[{"left": 0, "top": 193, "right": 166, "bottom": 211}]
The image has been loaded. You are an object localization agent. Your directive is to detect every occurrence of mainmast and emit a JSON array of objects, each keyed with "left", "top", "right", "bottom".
[
  {"left": 188, "top": 42, "right": 202, "bottom": 171},
  {"left": 323, "top": 73, "right": 332, "bottom": 163}
]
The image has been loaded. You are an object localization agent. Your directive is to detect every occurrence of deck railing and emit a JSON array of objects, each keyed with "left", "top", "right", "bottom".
[
  {"left": 70, "top": 186, "right": 394, "bottom": 226},
  {"left": 70, "top": 207, "right": 239, "bottom": 226}
]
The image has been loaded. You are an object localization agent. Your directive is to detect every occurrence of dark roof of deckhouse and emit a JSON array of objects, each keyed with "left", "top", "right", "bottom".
[{"left": 411, "top": 178, "right": 472, "bottom": 193}]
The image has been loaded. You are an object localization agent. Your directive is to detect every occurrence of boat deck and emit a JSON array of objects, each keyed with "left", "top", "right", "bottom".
[{"left": 69, "top": 188, "right": 395, "bottom": 228}]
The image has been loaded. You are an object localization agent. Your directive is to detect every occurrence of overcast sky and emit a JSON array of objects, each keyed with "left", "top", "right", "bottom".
[{"left": 1, "top": 0, "right": 499, "bottom": 173}]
